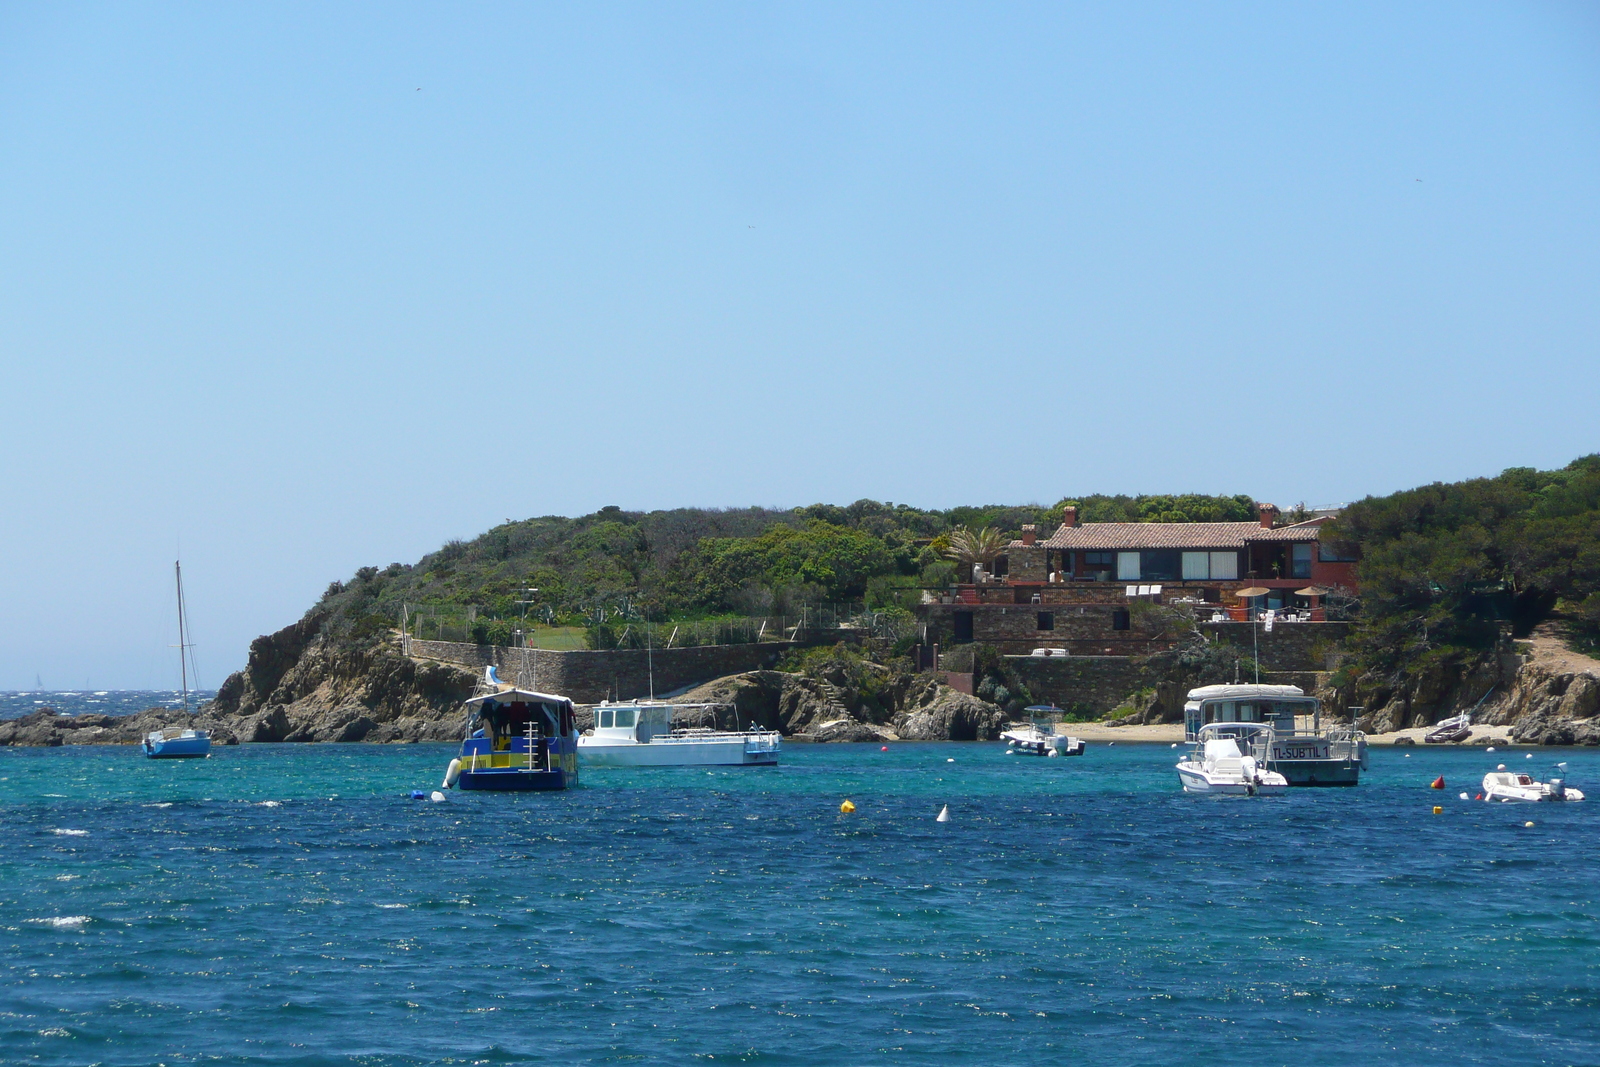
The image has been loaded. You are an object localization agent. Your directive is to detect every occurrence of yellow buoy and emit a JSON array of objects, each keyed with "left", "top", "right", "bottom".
[
  {"left": 840, "top": 799, "right": 856, "bottom": 814},
  {"left": 1524, "top": 820, "right": 1535, "bottom": 828},
  {"left": 1432, "top": 806, "right": 1443, "bottom": 815}
]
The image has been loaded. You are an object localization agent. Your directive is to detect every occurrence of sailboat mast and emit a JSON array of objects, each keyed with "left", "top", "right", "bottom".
[{"left": 176, "top": 560, "right": 190, "bottom": 715}]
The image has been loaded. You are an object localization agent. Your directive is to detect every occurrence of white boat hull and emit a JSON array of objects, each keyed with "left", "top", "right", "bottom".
[
  {"left": 1478, "top": 777, "right": 1580, "bottom": 799},
  {"left": 579, "top": 735, "right": 780, "bottom": 768},
  {"left": 1176, "top": 762, "right": 1288, "bottom": 796}
]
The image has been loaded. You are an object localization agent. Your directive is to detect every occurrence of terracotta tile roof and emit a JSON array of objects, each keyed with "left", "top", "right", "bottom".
[
  {"left": 1243, "top": 520, "right": 1328, "bottom": 542},
  {"left": 1012, "top": 519, "right": 1324, "bottom": 551}
]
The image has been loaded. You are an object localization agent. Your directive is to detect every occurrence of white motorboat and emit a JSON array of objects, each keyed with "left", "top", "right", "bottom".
[
  {"left": 1482, "top": 765, "right": 1584, "bottom": 803},
  {"left": 1183, "top": 684, "right": 1365, "bottom": 786},
  {"left": 1176, "top": 724, "right": 1288, "bottom": 795},
  {"left": 577, "top": 701, "right": 780, "bottom": 767},
  {"left": 1000, "top": 719, "right": 1083, "bottom": 756}
]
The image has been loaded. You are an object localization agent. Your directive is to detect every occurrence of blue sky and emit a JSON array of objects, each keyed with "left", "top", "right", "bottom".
[{"left": 2, "top": 2, "right": 1597, "bottom": 688}]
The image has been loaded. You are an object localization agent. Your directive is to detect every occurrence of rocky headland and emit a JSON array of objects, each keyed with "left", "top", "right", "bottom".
[{"left": 0, "top": 615, "right": 1007, "bottom": 747}]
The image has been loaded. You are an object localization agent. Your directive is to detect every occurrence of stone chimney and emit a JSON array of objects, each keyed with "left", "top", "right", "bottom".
[
  {"left": 1258, "top": 503, "right": 1280, "bottom": 528},
  {"left": 1021, "top": 524, "right": 1037, "bottom": 546},
  {"left": 1062, "top": 505, "right": 1079, "bottom": 528}
]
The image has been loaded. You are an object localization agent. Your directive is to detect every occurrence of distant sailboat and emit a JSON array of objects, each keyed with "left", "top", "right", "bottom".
[{"left": 142, "top": 560, "right": 211, "bottom": 759}]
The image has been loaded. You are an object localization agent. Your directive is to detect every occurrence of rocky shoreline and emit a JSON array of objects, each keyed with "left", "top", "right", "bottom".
[{"left": 8, "top": 616, "right": 1598, "bottom": 750}]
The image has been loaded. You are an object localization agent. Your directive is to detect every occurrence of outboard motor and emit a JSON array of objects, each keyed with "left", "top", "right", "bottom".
[{"left": 1549, "top": 778, "right": 1566, "bottom": 800}]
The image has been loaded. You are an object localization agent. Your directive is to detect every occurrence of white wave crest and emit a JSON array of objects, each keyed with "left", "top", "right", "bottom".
[
  {"left": 28, "top": 916, "right": 91, "bottom": 927},
  {"left": 51, "top": 829, "right": 89, "bottom": 836}
]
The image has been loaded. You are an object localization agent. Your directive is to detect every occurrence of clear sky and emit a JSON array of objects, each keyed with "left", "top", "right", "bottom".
[{"left": 2, "top": 2, "right": 1597, "bottom": 689}]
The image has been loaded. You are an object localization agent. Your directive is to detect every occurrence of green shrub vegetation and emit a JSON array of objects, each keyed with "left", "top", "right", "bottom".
[
  {"left": 310, "top": 494, "right": 1259, "bottom": 646},
  {"left": 1330, "top": 454, "right": 1600, "bottom": 678}
]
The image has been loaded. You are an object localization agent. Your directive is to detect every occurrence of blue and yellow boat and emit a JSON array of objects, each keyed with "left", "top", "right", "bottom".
[{"left": 442, "top": 674, "right": 579, "bottom": 792}]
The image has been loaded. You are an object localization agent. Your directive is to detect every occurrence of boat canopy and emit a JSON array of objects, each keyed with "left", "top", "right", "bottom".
[
  {"left": 1186, "top": 684, "right": 1307, "bottom": 703},
  {"left": 464, "top": 688, "right": 571, "bottom": 710}
]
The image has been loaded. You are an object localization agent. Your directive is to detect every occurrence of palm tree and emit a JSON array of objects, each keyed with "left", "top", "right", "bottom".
[{"left": 942, "top": 526, "right": 1008, "bottom": 577}]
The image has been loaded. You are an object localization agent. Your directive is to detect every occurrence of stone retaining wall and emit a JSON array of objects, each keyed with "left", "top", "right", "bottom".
[
  {"left": 405, "top": 639, "right": 797, "bottom": 704},
  {"left": 1004, "top": 656, "right": 1145, "bottom": 717},
  {"left": 1199, "top": 621, "right": 1349, "bottom": 671}
]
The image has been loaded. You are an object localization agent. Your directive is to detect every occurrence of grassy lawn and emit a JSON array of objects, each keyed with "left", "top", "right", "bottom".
[{"left": 523, "top": 626, "right": 589, "bottom": 650}]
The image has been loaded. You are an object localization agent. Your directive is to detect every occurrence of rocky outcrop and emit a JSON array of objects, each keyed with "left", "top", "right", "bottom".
[
  {"left": 1354, "top": 624, "right": 1600, "bottom": 745},
  {"left": 207, "top": 631, "right": 478, "bottom": 743},
  {"left": 678, "top": 667, "right": 1007, "bottom": 741},
  {"left": 888, "top": 675, "right": 1009, "bottom": 740},
  {"left": 0, "top": 706, "right": 243, "bottom": 748}
]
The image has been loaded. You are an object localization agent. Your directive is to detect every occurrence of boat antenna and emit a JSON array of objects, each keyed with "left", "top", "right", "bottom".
[{"left": 647, "top": 620, "right": 655, "bottom": 701}]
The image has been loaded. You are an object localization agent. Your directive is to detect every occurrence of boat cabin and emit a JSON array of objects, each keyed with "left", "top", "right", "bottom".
[
  {"left": 1183, "top": 683, "right": 1320, "bottom": 742},
  {"left": 591, "top": 702, "right": 673, "bottom": 743}
]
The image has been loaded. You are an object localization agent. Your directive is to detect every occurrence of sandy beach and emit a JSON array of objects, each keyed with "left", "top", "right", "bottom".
[{"left": 1058, "top": 722, "right": 1526, "bottom": 747}]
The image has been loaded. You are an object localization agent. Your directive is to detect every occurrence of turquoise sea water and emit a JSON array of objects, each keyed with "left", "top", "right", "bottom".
[{"left": 3, "top": 741, "right": 1597, "bottom": 1066}]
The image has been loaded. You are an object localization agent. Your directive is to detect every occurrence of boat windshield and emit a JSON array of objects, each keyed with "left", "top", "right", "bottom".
[{"left": 615, "top": 708, "right": 636, "bottom": 729}]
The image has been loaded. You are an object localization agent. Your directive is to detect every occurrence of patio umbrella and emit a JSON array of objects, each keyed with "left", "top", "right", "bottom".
[
  {"left": 1234, "top": 586, "right": 1270, "bottom": 598},
  {"left": 1295, "top": 586, "right": 1328, "bottom": 597}
]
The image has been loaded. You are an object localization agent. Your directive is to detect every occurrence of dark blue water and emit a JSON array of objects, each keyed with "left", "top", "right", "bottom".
[
  {"left": 1, "top": 691, "right": 218, "bottom": 719},
  {"left": 3, "top": 742, "right": 1597, "bottom": 1066}
]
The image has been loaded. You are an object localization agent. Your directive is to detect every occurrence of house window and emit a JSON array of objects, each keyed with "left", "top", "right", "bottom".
[
  {"left": 1112, "top": 609, "right": 1130, "bottom": 631},
  {"left": 1141, "top": 550, "right": 1180, "bottom": 581},
  {"left": 1085, "top": 552, "right": 1114, "bottom": 568},
  {"left": 1116, "top": 552, "right": 1141, "bottom": 580},
  {"left": 1290, "top": 543, "right": 1313, "bottom": 579},
  {"left": 1036, "top": 612, "right": 1054, "bottom": 631},
  {"left": 952, "top": 611, "right": 973, "bottom": 643},
  {"left": 992, "top": 555, "right": 1009, "bottom": 577},
  {"left": 1182, "top": 551, "right": 1240, "bottom": 580}
]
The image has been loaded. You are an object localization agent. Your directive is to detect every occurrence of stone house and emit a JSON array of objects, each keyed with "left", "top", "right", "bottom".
[{"left": 916, "top": 503, "right": 1358, "bottom": 657}]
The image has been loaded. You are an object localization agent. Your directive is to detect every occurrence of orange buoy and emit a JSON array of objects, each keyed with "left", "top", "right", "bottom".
[{"left": 1430, "top": 776, "right": 1445, "bottom": 790}]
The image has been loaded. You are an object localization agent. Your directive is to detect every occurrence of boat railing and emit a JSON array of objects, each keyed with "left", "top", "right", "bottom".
[{"left": 1194, "top": 722, "right": 1278, "bottom": 767}]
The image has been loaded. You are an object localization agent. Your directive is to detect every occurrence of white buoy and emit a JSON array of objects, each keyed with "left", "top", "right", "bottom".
[
  {"left": 1497, "top": 763, "right": 1506, "bottom": 770},
  {"left": 442, "top": 758, "right": 462, "bottom": 789},
  {"left": 1525, "top": 821, "right": 1535, "bottom": 828},
  {"left": 947, "top": 758, "right": 955, "bottom": 763},
  {"left": 1170, "top": 743, "right": 1178, "bottom": 749},
  {"left": 1486, "top": 746, "right": 1496, "bottom": 753},
  {"left": 1526, "top": 753, "right": 1534, "bottom": 759},
  {"left": 1459, "top": 792, "right": 1469, "bottom": 800},
  {"left": 936, "top": 805, "right": 950, "bottom": 823},
  {"left": 1108, "top": 741, "right": 1115, "bottom": 746},
  {"left": 429, "top": 791, "right": 447, "bottom": 803},
  {"left": 1405, "top": 753, "right": 1411, "bottom": 758}
]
